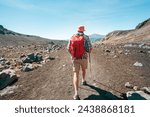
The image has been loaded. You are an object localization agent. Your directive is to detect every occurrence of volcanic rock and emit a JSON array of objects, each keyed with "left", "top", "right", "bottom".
[
  {"left": 125, "top": 82, "right": 133, "bottom": 89},
  {"left": 22, "top": 63, "right": 33, "bottom": 72},
  {"left": 0, "top": 69, "right": 18, "bottom": 90},
  {"left": 126, "top": 91, "right": 150, "bottom": 100}
]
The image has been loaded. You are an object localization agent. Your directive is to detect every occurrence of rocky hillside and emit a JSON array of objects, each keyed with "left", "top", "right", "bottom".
[
  {"left": 102, "top": 18, "right": 150, "bottom": 44},
  {"left": 0, "top": 25, "right": 66, "bottom": 46}
]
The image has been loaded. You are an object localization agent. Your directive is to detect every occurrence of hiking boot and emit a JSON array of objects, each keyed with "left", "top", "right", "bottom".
[
  {"left": 81, "top": 81, "right": 87, "bottom": 85},
  {"left": 73, "top": 95, "right": 80, "bottom": 100}
]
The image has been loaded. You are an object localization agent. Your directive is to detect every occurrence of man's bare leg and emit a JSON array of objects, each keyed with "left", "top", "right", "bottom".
[
  {"left": 73, "top": 71, "right": 79, "bottom": 97},
  {"left": 82, "top": 69, "right": 86, "bottom": 83}
]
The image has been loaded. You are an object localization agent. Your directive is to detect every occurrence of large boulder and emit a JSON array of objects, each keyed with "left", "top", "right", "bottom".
[
  {"left": 126, "top": 91, "right": 150, "bottom": 100},
  {"left": 21, "top": 54, "right": 33, "bottom": 63},
  {"left": 20, "top": 53, "right": 43, "bottom": 63},
  {"left": 0, "top": 69, "right": 18, "bottom": 90}
]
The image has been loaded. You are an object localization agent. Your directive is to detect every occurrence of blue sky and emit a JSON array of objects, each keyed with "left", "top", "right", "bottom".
[{"left": 0, "top": 0, "right": 150, "bottom": 39}]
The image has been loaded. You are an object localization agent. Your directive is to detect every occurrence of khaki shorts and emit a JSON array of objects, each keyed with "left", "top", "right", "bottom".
[{"left": 72, "top": 59, "right": 88, "bottom": 72}]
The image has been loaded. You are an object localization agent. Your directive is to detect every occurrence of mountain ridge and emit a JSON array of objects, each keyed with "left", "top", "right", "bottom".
[
  {"left": 102, "top": 18, "right": 150, "bottom": 44},
  {"left": 0, "top": 25, "right": 37, "bottom": 37},
  {"left": 0, "top": 25, "right": 67, "bottom": 46}
]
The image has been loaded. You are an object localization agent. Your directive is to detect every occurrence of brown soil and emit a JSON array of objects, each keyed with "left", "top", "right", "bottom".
[{"left": 0, "top": 44, "right": 150, "bottom": 100}]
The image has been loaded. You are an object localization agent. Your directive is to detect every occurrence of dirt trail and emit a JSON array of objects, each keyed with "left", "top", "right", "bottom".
[
  {"left": 1, "top": 45, "right": 150, "bottom": 100},
  {"left": 78, "top": 48, "right": 123, "bottom": 100}
]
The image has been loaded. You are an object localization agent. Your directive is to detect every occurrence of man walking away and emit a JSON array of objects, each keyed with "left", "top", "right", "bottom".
[{"left": 67, "top": 26, "right": 92, "bottom": 100}]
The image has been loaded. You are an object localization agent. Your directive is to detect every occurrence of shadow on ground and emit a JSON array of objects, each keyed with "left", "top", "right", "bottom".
[{"left": 84, "top": 84, "right": 122, "bottom": 100}]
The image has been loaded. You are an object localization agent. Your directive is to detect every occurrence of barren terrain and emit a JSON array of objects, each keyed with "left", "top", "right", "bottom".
[{"left": 0, "top": 43, "right": 150, "bottom": 100}]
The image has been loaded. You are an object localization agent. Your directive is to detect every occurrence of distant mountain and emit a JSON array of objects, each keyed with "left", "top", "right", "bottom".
[
  {"left": 102, "top": 18, "right": 150, "bottom": 44},
  {"left": 88, "top": 34, "right": 104, "bottom": 43},
  {"left": 0, "top": 25, "right": 34, "bottom": 37},
  {"left": 0, "top": 25, "right": 66, "bottom": 46}
]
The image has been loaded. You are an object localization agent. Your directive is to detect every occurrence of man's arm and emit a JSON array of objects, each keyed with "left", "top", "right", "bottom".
[
  {"left": 67, "top": 40, "right": 70, "bottom": 52},
  {"left": 84, "top": 35, "right": 92, "bottom": 53}
]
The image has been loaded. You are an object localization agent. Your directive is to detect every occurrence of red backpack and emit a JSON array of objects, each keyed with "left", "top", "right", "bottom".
[{"left": 69, "top": 35, "right": 85, "bottom": 59}]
